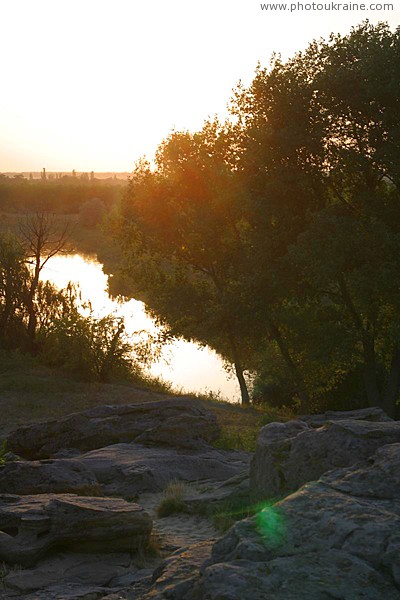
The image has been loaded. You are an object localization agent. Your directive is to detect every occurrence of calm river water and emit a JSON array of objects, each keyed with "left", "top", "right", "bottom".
[{"left": 41, "top": 254, "right": 240, "bottom": 401}]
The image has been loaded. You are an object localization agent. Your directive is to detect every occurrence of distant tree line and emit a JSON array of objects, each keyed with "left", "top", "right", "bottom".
[
  {"left": 0, "top": 175, "right": 125, "bottom": 215},
  {"left": 112, "top": 22, "right": 400, "bottom": 416}
]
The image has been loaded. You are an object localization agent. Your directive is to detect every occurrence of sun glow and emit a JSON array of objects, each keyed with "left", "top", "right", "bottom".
[{"left": 1, "top": 0, "right": 398, "bottom": 172}]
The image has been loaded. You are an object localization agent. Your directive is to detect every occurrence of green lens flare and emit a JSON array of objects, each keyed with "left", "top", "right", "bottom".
[{"left": 255, "top": 503, "right": 286, "bottom": 548}]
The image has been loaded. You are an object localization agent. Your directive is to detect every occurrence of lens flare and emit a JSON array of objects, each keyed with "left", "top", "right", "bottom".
[{"left": 256, "top": 503, "right": 286, "bottom": 548}]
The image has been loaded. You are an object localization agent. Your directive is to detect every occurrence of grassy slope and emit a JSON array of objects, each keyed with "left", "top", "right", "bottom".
[
  {"left": 0, "top": 352, "right": 293, "bottom": 448},
  {"left": 0, "top": 352, "right": 170, "bottom": 437}
]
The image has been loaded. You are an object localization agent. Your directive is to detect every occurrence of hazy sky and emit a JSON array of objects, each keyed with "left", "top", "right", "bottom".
[{"left": 1, "top": 0, "right": 398, "bottom": 172}]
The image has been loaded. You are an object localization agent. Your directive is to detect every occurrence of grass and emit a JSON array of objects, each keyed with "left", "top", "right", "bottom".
[
  {"left": 156, "top": 480, "right": 191, "bottom": 518},
  {"left": 212, "top": 496, "right": 261, "bottom": 532},
  {"left": 0, "top": 350, "right": 173, "bottom": 438},
  {"left": 0, "top": 441, "right": 9, "bottom": 466},
  {"left": 0, "top": 349, "right": 296, "bottom": 455},
  {"left": 194, "top": 493, "right": 287, "bottom": 533},
  {"left": 134, "top": 531, "right": 163, "bottom": 567},
  {"left": 208, "top": 401, "right": 296, "bottom": 452}
]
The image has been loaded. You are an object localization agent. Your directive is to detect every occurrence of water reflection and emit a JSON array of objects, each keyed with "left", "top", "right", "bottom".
[{"left": 41, "top": 254, "right": 240, "bottom": 401}]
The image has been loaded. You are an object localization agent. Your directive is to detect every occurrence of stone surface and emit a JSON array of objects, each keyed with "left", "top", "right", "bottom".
[
  {"left": 184, "top": 472, "right": 250, "bottom": 513},
  {"left": 300, "top": 406, "right": 393, "bottom": 427},
  {"left": 7, "top": 399, "right": 220, "bottom": 460},
  {"left": 143, "top": 541, "right": 214, "bottom": 599},
  {"left": 1, "top": 556, "right": 156, "bottom": 599},
  {"left": 77, "top": 443, "right": 251, "bottom": 497},
  {"left": 322, "top": 442, "right": 400, "bottom": 499},
  {"left": 250, "top": 417, "right": 400, "bottom": 498},
  {"left": 3, "top": 552, "right": 132, "bottom": 593},
  {"left": 0, "top": 458, "right": 101, "bottom": 496},
  {"left": 0, "top": 493, "right": 152, "bottom": 566},
  {"left": 180, "top": 443, "right": 400, "bottom": 599}
]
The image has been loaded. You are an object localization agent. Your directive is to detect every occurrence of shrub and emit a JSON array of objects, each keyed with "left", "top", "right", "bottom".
[
  {"left": 156, "top": 480, "right": 190, "bottom": 518},
  {"left": 79, "top": 198, "right": 106, "bottom": 229}
]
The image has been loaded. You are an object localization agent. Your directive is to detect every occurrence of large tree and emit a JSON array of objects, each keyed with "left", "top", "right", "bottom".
[
  {"left": 233, "top": 22, "right": 400, "bottom": 415},
  {"left": 114, "top": 22, "right": 400, "bottom": 414},
  {"left": 115, "top": 124, "right": 257, "bottom": 404}
]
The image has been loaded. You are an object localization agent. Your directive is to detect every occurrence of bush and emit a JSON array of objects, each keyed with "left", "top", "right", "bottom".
[
  {"left": 43, "top": 311, "right": 133, "bottom": 382},
  {"left": 79, "top": 198, "right": 106, "bottom": 229},
  {"left": 156, "top": 480, "right": 190, "bottom": 518},
  {"left": 213, "top": 428, "right": 258, "bottom": 452}
]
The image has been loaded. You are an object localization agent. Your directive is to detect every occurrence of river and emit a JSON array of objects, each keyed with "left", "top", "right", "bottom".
[{"left": 41, "top": 253, "right": 240, "bottom": 401}]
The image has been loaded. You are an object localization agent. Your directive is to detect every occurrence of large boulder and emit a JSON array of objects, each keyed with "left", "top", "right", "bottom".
[
  {"left": 76, "top": 443, "right": 251, "bottom": 497},
  {"left": 7, "top": 399, "right": 220, "bottom": 459},
  {"left": 0, "top": 493, "right": 152, "bottom": 566},
  {"left": 0, "top": 458, "right": 101, "bottom": 496},
  {"left": 250, "top": 417, "right": 400, "bottom": 498},
  {"left": 180, "top": 443, "right": 400, "bottom": 599}
]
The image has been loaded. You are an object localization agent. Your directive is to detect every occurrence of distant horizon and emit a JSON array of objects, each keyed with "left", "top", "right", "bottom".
[{"left": 1, "top": 171, "right": 131, "bottom": 176}]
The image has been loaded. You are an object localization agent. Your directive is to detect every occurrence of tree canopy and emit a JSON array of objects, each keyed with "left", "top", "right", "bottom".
[{"left": 113, "top": 22, "right": 400, "bottom": 414}]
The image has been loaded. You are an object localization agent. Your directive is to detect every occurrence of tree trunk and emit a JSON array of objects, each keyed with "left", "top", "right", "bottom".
[
  {"left": 362, "top": 335, "right": 382, "bottom": 408},
  {"left": 383, "top": 344, "right": 400, "bottom": 419},
  {"left": 26, "top": 262, "right": 40, "bottom": 353},
  {"left": 234, "top": 360, "right": 250, "bottom": 406},
  {"left": 337, "top": 273, "right": 383, "bottom": 409},
  {"left": 268, "top": 319, "right": 311, "bottom": 413},
  {"left": 227, "top": 333, "right": 250, "bottom": 406}
]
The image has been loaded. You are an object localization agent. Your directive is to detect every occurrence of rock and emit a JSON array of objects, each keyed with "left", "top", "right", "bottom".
[
  {"left": 7, "top": 399, "right": 220, "bottom": 459},
  {"left": 184, "top": 472, "right": 250, "bottom": 513},
  {"left": 142, "top": 541, "right": 214, "bottom": 599},
  {"left": 0, "top": 458, "right": 101, "bottom": 496},
  {"left": 77, "top": 443, "right": 251, "bottom": 497},
  {"left": 18, "top": 584, "right": 109, "bottom": 599},
  {"left": 108, "top": 567, "right": 154, "bottom": 588},
  {"left": 0, "top": 493, "right": 152, "bottom": 566},
  {"left": 300, "top": 406, "right": 393, "bottom": 427},
  {"left": 250, "top": 418, "right": 400, "bottom": 498},
  {"left": 3, "top": 552, "right": 132, "bottom": 593},
  {"left": 182, "top": 443, "right": 400, "bottom": 599},
  {"left": 322, "top": 442, "right": 400, "bottom": 499}
]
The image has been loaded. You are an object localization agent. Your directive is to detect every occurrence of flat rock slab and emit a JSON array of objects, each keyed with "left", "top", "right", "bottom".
[
  {"left": 77, "top": 443, "right": 251, "bottom": 496},
  {"left": 7, "top": 398, "right": 220, "bottom": 459},
  {"left": 184, "top": 472, "right": 250, "bottom": 513},
  {"left": 0, "top": 458, "right": 101, "bottom": 496},
  {"left": 300, "top": 406, "right": 392, "bottom": 427},
  {"left": 250, "top": 417, "right": 400, "bottom": 497},
  {"left": 180, "top": 443, "right": 400, "bottom": 599},
  {"left": 0, "top": 494, "right": 152, "bottom": 566},
  {"left": 3, "top": 552, "right": 132, "bottom": 594}
]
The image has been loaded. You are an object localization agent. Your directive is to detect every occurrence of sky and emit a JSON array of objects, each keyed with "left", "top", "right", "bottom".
[{"left": 1, "top": 0, "right": 399, "bottom": 172}]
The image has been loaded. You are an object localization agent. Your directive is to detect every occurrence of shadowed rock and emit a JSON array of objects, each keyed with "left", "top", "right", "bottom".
[
  {"left": 7, "top": 399, "right": 220, "bottom": 460},
  {"left": 3, "top": 552, "right": 132, "bottom": 596},
  {"left": 300, "top": 406, "right": 393, "bottom": 427},
  {"left": 77, "top": 443, "right": 251, "bottom": 497},
  {"left": 144, "top": 541, "right": 214, "bottom": 599},
  {"left": 250, "top": 417, "right": 400, "bottom": 498},
  {"left": 178, "top": 443, "right": 400, "bottom": 599},
  {"left": 0, "top": 494, "right": 152, "bottom": 566},
  {"left": 0, "top": 458, "right": 101, "bottom": 496}
]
